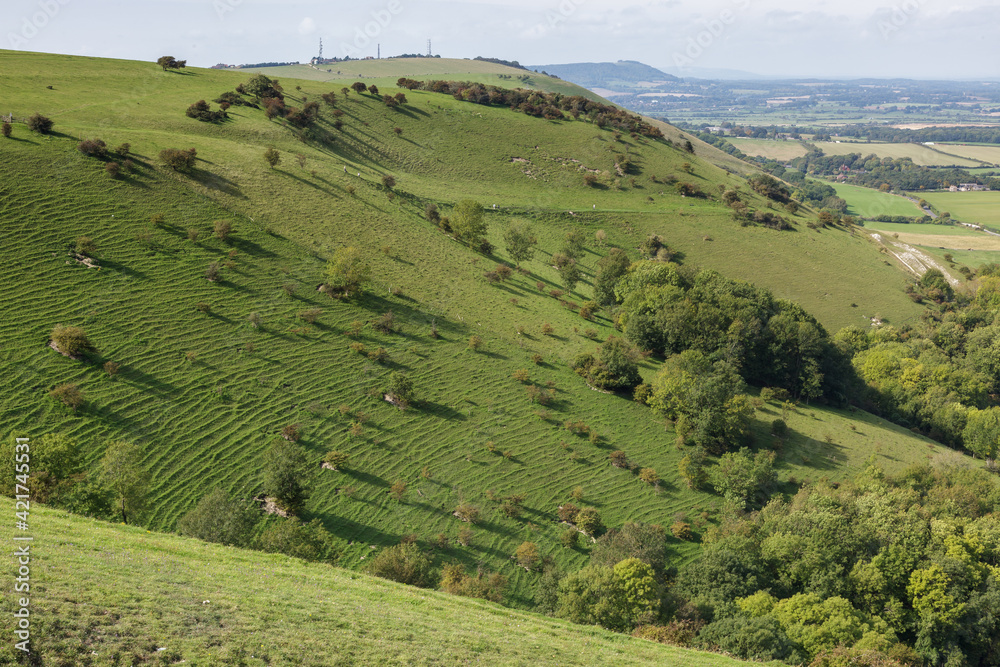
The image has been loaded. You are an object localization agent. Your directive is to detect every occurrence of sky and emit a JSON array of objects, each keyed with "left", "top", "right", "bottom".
[{"left": 4, "top": 0, "right": 999, "bottom": 79}]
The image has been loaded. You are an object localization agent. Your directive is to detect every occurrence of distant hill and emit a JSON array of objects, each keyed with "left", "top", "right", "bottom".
[{"left": 530, "top": 60, "right": 678, "bottom": 87}]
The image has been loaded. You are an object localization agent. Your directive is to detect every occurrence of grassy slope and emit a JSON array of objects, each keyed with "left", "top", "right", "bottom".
[
  {"left": 0, "top": 505, "right": 752, "bottom": 666},
  {"left": 0, "top": 50, "right": 958, "bottom": 609}
]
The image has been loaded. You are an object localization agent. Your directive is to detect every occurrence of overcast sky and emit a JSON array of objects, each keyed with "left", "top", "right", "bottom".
[{"left": 5, "top": 0, "right": 999, "bottom": 79}]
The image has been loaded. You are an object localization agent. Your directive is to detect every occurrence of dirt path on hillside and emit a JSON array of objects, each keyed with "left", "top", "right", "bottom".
[{"left": 870, "top": 233, "right": 961, "bottom": 286}]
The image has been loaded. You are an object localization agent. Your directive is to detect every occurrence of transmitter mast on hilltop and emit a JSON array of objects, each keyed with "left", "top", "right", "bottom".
[
  {"left": 317, "top": 38, "right": 323, "bottom": 61},
  {"left": 427, "top": 39, "right": 432, "bottom": 57}
]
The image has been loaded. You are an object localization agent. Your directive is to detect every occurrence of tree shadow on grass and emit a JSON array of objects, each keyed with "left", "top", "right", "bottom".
[
  {"left": 342, "top": 468, "right": 389, "bottom": 489},
  {"left": 416, "top": 400, "right": 467, "bottom": 421}
]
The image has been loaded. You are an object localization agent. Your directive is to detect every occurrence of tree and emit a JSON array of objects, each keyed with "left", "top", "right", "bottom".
[
  {"left": 381, "top": 174, "right": 396, "bottom": 189},
  {"left": 177, "top": 488, "right": 259, "bottom": 547},
  {"left": 26, "top": 113, "right": 53, "bottom": 134},
  {"left": 613, "top": 558, "right": 661, "bottom": 625},
  {"left": 385, "top": 372, "right": 414, "bottom": 407},
  {"left": 97, "top": 441, "right": 148, "bottom": 525},
  {"left": 575, "top": 507, "right": 604, "bottom": 536},
  {"left": 503, "top": 221, "right": 537, "bottom": 266},
  {"left": 50, "top": 324, "right": 97, "bottom": 357},
  {"left": 963, "top": 407, "right": 1000, "bottom": 463},
  {"left": 264, "top": 147, "right": 280, "bottom": 168},
  {"left": 367, "top": 543, "right": 433, "bottom": 586},
  {"left": 678, "top": 447, "right": 708, "bottom": 489},
  {"left": 244, "top": 73, "right": 282, "bottom": 100},
  {"left": 594, "top": 248, "right": 631, "bottom": 305},
  {"left": 1, "top": 121, "right": 11, "bottom": 138},
  {"left": 450, "top": 199, "right": 487, "bottom": 247},
  {"left": 323, "top": 450, "right": 349, "bottom": 471},
  {"left": 351, "top": 81, "right": 368, "bottom": 94},
  {"left": 712, "top": 448, "right": 776, "bottom": 510},
  {"left": 261, "top": 440, "right": 312, "bottom": 514},
  {"left": 159, "top": 148, "right": 197, "bottom": 171},
  {"left": 213, "top": 219, "right": 232, "bottom": 241},
  {"left": 156, "top": 56, "right": 187, "bottom": 71},
  {"left": 515, "top": 541, "right": 540, "bottom": 570},
  {"left": 558, "top": 261, "right": 581, "bottom": 293},
  {"left": 324, "top": 246, "right": 371, "bottom": 296}
]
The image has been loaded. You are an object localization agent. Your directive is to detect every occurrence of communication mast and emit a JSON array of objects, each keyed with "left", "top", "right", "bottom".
[
  {"left": 318, "top": 38, "right": 323, "bottom": 61},
  {"left": 426, "top": 39, "right": 432, "bottom": 57}
]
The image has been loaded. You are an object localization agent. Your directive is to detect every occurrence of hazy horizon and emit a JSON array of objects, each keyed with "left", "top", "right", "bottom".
[{"left": 5, "top": 0, "right": 999, "bottom": 80}]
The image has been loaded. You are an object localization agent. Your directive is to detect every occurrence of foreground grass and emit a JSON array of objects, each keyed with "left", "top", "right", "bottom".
[{"left": 0, "top": 505, "right": 751, "bottom": 667}]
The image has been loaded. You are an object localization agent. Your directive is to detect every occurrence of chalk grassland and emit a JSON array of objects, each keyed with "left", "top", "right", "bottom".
[
  {"left": 243, "top": 59, "right": 607, "bottom": 101},
  {"left": 920, "top": 191, "right": 1000, "bottom": 228},
  {"left": 0, "top": 50, "right": 947, "bottom": 611},
  {"left": 0, "top": 505, "right": 754, "bottom": 667},
  {"left": 827, "top": 181, "right": 923, "bottom": 218}
]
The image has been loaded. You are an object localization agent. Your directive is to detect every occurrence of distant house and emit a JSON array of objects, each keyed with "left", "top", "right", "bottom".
[{"left": 958, "top": 183, "right": 988, "bottom": 192}]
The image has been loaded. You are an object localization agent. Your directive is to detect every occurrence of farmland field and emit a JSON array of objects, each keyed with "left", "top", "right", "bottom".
[
  {"left": 920, "top": 191, "right": 1000, "bottom": 227},
  {"left": 813, "top": 141, "right": 983, "bottom": 167},
  {"left": 927, "top": 144, "right": 1000, "bottom": 164},
  {"left": 828, "top": 181, "right": 923, "bottom": 218}
]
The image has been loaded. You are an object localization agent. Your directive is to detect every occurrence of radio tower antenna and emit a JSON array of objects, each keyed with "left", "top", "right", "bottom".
[
  {"left": 426, "top": 39, "right": 432, "bottom": 57},
  {"left": 318, "top": 38, "right": 323, "bottom": 61}
]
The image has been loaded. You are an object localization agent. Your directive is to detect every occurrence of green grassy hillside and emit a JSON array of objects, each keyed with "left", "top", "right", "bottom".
[
  {"left": 0, "top": 50, "right": 955, "bottom": 612},
  {"left": 0, "top": 505, "right": 753, "bottom": 666}
]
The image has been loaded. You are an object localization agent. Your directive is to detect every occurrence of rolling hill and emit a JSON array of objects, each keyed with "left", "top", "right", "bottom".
[{"left": 0, "top": 49, "right": 973, "bottom": 662}]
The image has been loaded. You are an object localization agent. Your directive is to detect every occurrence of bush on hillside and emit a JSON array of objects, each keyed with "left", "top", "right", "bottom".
[
  {"left": 159, "top": 147, "right": 197, "bottom": 171},
  {"left": 77, "top": 138, "right": 107, "bottom": 157},
  {"left": 26, "top": 113, "right": 53, "bottom": 134},
  {"left": 177, "top": 488, "right": 259, "bottom": 547},
  {"left": 50, "top": 325, "right": 97, "bottom": 357},
  {"left": 367, "top": 542, "right": 433, "bottom": 586}
]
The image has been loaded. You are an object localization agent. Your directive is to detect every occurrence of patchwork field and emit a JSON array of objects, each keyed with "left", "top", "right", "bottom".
[
  {"left": 931, "top": 143, "right": 1000, "bottom": 164},
  {"left": 724, "top": 138, "right": 809, "bottom": 161},
  {"left": 813, "top": 141, "right": 983, "bottom": 167}
]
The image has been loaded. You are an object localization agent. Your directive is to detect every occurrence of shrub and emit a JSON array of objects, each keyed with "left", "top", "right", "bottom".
[
  {"left": 1, "top": 122, "right": 11, "bottom": 138},
  {"left": 454, "top": 503, "right": 480, "bottom": 523},
  {"left": 671, "top": 521, "right": 693, "bottom": 540},
  {"left": 514, "top": 541, "right": 539, "bottom": 570},
  {"left": 541, "top": 323, "right": 554, "bottom": 336},
  {"left": 467, "top": 335, "right": 484, "bottom": 351},
  {"left": 263, "top": 147, "right": 280, "bottom": 168},
  {"left": 367, "top": 346, "right": 388, "bottom": 363},
  {"left": 385, "top": 372, "right": 414, "bottom": 407},
  {"left": 558, "top": 502, "right": 580, "bottom": 523},
  {"left": 50, "top": 325, "right": 96, "bottom": 357},
  {"left": 205, "top": 262, "right": 221, "bottom": 281},
  {"left": 213, "top": 219, "right": 233, "bottom": 241},
  {"left": 512, "top": 369, "right": 530, "bottom": 383},
  {"left": 187, "top": 228, "right": 200, "bottom": 241},
  {"left": 49, "top": 383, "right": 84, "bottom": 410},
  {"left": 639, "top": 468, "right": 660, "bottom": 486},
  {"left": 561, "top": 528, "right": 579, "bottom": 548},
  {"left": 281, "top": 423, "right": 301, "bottom": 442},
  {"left": 26, "top": 113, "right": 53, "bottom": 134},
  {"left": 531, "top": 353, "right": 544, "bottom": 365},
  {"left": 298, "top": 308, "right": 321, "bottom": 324},
  {"left": 367, "top": 543, "right": 432, "bottom": 587},
  {"left": 771, "top": 419, "right": 788, "bottom": 437},
  {"left": 575, "top": 507, "right": 603, "bottom": 536},
  {"left": 248, "top": 312, "right": 262, "bottom": 328},
  {"left": 74, "top": 236, "right": 97, "bottom": 257},
  {"left": 78, "top": 138, "right": 107, "bottom": 157},
  {"left": 373, "top": 310, "right": 395, "bottom": 333},
  {"left": 610, "top": 450, "right": 629, "bottom": 468},
  {"left": 116, "top": 143, "right": 131, "bottom": 158},
  {"left": 390, "top": 479, "right": 407, "bottom": 501},
  {"left": 177, "top": 488, "right": 258, "bottom": 548},
  {"left": 103, "top": 361, "right": 121, "bottom": 377},
  {"left": 583, "top": 173, "right": 599, "bottom": 187},
  {"left": 381, "top": 174, "right": 396, "bottom": 189},
  {"left": 323, "top": 450, "right": 349, "bottom": 470}
]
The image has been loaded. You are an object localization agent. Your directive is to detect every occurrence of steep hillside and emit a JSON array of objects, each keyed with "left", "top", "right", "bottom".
[
  {"left": 0, "top": 50, "right": 952, "bottom": 611},
  {"left": 0, "top": 505, "right": 751, "bottom": 666}
]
